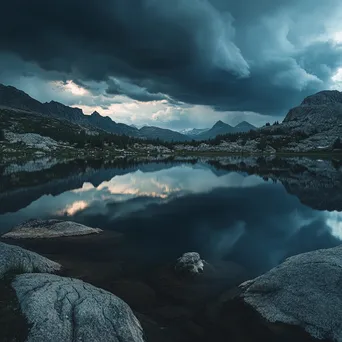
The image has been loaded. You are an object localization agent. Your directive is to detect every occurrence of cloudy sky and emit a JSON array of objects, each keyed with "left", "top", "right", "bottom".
[{"left": 1, "top": 0, "right": 342, "bottom": 130}]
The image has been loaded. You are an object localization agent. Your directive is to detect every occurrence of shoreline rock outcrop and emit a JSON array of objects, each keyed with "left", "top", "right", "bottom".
[
  {"left": 237, "top": 245, "right": 342, "bottom": 341},
  {"left": 0, "top": 242, "right": 61, "bottom": 278},
  {"left": 2, "top": 219, "right": 102, "bottom": 239},
  {"left": 12, "top": 273, "right": 145, "bottom": 342}
]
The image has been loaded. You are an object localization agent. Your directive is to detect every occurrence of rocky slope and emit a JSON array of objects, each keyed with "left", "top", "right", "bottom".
[
  {"left": 1, "top": 83, "right": 342, "bottom": 150},
  {"left": 266, "top": 90, "right": 342, "bottom": 151},
  {"left": 139, "top": 126, "right": 191, "bottom": 142},
  {"left": 0, "top": 84, "right": 46, "bottom": 113},
  {"left": 0, "top": 84, "right": 259, "bottom": 143},
  {"left": 234, "top": 121, "right": 257, "bottom": 133},
  {"left": 88, "top": 111, "right": 138, "bottom": 136},
  {"left": 177, "top": 90, "right": 342, "bottom": 152},
  {"left": 237, "top": 244, "right": 342, "bottom": 341},
  {"left": 0, "top": 84, "right": 189, "bottom": 141},
  {"left": 0, "top": 84, "right": 140, "bottom": 136}
]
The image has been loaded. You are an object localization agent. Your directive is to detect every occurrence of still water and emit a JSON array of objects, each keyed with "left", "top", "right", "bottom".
[{"left": 1, "top": 158, "right": 341, "bottom": 277}]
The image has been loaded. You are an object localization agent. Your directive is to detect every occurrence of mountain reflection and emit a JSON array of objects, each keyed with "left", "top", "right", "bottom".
[{"left": 0, "top": 158, "right": 341, "bottom": 276}]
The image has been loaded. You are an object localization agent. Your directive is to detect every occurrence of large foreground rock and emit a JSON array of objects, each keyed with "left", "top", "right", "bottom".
[
  {"left": 0, "top": 242, "right": 61, "bottom": 278},
  {"left": 239, "top": 245, "right": 342, "bottom": 341},
  {"left": 12, "top": 273, "right": 145, "bottom": 342},
  {"left": 2, "top": 219, "right": 102, "bottom": 239}
]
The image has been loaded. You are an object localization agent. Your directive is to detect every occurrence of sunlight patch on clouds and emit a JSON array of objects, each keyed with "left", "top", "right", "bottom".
[
  {"left": 53, "top": 80, "right": 89, "bottom": 96},
  {"left": 326, "top": 211, "right": 342, "bottom": 240},
  {"left": 71, "top": 182, "right": 95, "bottom": 193},
  {"left": 57, "top": 200, "right": 89, "bottom": 216},
  {"left": 331, "top": 68, "right": 342, "bottom": 90},
  {"left": 94, "top": 166, "right": 265, "bottom": 201},
  {"left": 332, "top": 68, "right": 342, "bottom": 82},
  {"left": 332, "top": 31, "right": 342, "bottom": 44}
]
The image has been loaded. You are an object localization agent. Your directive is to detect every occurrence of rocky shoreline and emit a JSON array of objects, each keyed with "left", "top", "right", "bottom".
[{"left": 1, "top": 218, "right": 341, "bottom": 341}]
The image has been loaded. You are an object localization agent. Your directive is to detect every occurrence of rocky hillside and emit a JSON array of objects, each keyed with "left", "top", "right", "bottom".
[
  {"left": 0, "top": 108, "right": 174, "bottom": 164},
  {"left": 0, "top": 84, "right": 46, "bottom": 113},
  {"left": 283, "top": 90, "right": 342, "bottom": 129},
  {"left": 139, "top": 126, "right": 191, "bottom": 142},
  {"left": 0, "top": 84, "right": 142, "bottom": 137},
  {"left": 278, "top": 90, "right": 342, "bottom": 147},
  {"left": 1, "top": 83, "right": 342, "bottom": 151},
  {"left": 177, "top": 90, "right": 342, "bottom": 153},
  {"left": 234, "top": 121, "right": 256, "bottom": 133},
  {"left": 0, "top": 84, "right": 259, "bottom": 142},
  {"left": 0, "top": 84, "right": 193, "bottom": 141}
]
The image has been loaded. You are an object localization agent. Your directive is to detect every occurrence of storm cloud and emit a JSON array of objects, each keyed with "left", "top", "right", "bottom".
[{"left": 1, "top": 0, "right": 342, "bottom": 122}]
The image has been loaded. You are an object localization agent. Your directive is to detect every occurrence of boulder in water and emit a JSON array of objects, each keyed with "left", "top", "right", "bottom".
[
  {"left": 175, "top": 252, "right": 204, "bottom": 275},
  {"left": 2, "top": 219, "right": 102, "bottom": 239}
]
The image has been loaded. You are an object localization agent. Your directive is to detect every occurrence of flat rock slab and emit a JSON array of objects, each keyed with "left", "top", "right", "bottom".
[
  {"left": 240, "top": 245, "right": 342, "bottom": 341},
  {"left": 0, "top": 242, "right": 61, "bottom": 278},
  {"left": 2, "top": 219, "right": 102, "bottom": 239},
  {"left": 12, "top": 273, "right": 145, "bottom": 342}
]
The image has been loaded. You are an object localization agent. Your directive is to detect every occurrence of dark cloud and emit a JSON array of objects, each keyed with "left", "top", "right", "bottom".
[
  {"left": 1, "top": 0, "right": 342, "bottom": 115},
  {"left": 106, "top": 78, "right": 169, "bottom": 102}
]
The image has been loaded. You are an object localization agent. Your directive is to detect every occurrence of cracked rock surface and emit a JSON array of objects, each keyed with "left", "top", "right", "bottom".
[
  {"left": 12, "top": 273, "right": 145, "bottom": 342},
  {"left": 240, "top": 245, "right": 342, "bottom": 341},
  {"left": 0, "top": 242, "right": 61, "bottom": 278},
  {"left": 2, "top": 219, "right": 102, "bottom": 239}
]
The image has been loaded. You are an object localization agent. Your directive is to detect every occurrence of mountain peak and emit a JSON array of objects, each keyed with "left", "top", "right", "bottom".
[
  {"left": 301, "top": 90, "right": 342, "bottom": 106},
  {"left": 233, "top": 121, "right": 256, "bottom": 133},
  {"left": 91, "top": 111, "right": 101, "bottom": 117},
  {"left": 284, "top": 89, "right": 342, "bottom": 123},
  {"left": 0, "top": 83, "right": 46, "bottom": 113},
  {"left": 213, "top": 120, "right": 229, "bottom": 128},
  {"left": 235, "top": 121, "right": 255, "bottom": 127}
]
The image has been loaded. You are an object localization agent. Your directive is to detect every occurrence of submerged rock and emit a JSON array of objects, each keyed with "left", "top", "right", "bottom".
[
  {"left": 239, "top": 245, "right": 342, "bottom": 341},
  {"left": 0, "top": 242, "right": 61, "bottom": 278},
  {"left": 12, "top": 273, "right": 145, "bottom": 342},
  {"left": 2, "top": 219, "right": 102, "bottom": 239},
  {"left": 175, "top": 252, "right": 204, "bottom": 275}
]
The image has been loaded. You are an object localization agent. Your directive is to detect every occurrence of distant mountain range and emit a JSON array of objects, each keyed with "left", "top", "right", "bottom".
[
  {"left": 179, "top": 128, "right": 210, "bottom": 136},
  {"left": 0, "top": 84, "right": 256, "bottom": 142},
  {"left": 190, "top": 120, "right": 256, "bottom": 140},
  {"left": 139, "top": 126, "right": 190, "bottom": 142}
]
